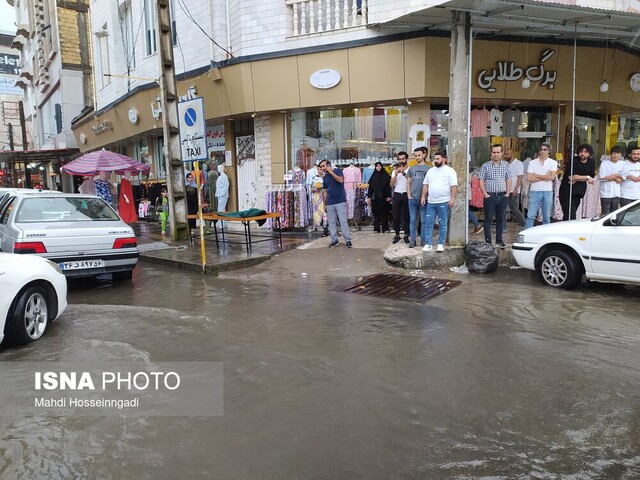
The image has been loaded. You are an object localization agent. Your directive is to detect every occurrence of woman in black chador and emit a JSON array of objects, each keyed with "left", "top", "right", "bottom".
[{"left": 367, "top": 162, "right": 392, "bottom": 233}]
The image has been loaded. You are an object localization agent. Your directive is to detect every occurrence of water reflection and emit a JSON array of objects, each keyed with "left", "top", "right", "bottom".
[{"left": 1, "top": 265, "right": 639, "bottom": 478}]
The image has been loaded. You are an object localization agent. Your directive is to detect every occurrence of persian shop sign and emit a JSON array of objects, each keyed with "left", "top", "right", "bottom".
[
  {"left": 477, "top": 49, "right": 557, "bottom": 93},
  {"left": 310, "top": 69, "right": 341, "bottom": 89},
  {"left": 91, "top": 120, "right": 113, "bottom": 135}
]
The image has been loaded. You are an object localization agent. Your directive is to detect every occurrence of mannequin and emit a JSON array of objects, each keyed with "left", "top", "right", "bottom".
[
  {"left": 78, "top": 176, "right": 96, "bottom": 195},
  {"left": 118, "top": 170, "right": 138, "bottom": 223},
  {"left": 215, "top": 164, "right": 230, "bottom": 228},
  {"left": 95, "top": 170, "right": 115, "bottom": 206}
]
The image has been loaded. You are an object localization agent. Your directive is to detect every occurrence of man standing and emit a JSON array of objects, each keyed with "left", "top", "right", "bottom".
[
  {"left": 390, "top": 151, "right": 410, "bottom": 244},
  {"left": 620, "top": 146, "right": 640, "bottom": 207},
  {"left": 599, "top": 146, "right": 625, "bottom": 215},
  {"left": 504, "top": 148, "right": 526, "bottom": 227},
  {"left": 320, "top": 160, "right": 352, "bottom": 248},
  {"left": 420, "top": 151, "right": 458, "bottom": 252},
  {"left": 478, "top": 144, "right": 513, "bottom": 248},
  {"left": 524, "top": 143, "right": 557, "bottom": 229},
  {"left": 559, "top": 143, "right": 596, "bottom": 220},
  {"left": 406, "top": 146, "right": 430, "bottom": 248}
]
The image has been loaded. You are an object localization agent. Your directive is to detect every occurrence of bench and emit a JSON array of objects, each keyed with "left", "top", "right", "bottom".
[{"left": 187, "top": 211, "right": 282, "bottom": 253}]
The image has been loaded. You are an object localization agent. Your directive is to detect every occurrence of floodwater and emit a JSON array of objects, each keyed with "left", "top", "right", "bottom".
[{"left": 1, "top": 263, "right": 639, "bottom": 479}]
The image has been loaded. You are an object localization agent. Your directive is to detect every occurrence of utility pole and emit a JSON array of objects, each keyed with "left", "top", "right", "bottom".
[
  {"left": 8, "top": 123, "right": 14, "bottom": 151},
  {"left": 448, "top": 11, "right": 471, "bottom": 246},
  {"left": 19, "top": 101, "right": 28, "bottom": 150},
  {"left": 156, "top": 0, "right": 188, "bottom": 241}
]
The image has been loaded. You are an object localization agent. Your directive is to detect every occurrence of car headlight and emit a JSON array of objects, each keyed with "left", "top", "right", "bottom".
[
  {"left": 45, "top": 259, "right": 64, "bottom": 274},
  {"left": 515, "top": 234, "right": 525, "bottom": 244}
]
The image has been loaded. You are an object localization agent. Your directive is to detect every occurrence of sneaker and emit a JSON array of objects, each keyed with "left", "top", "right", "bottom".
[
  {"left": 436, "top": 244, "right": 444, "bottom": 252},
  {"left": 409, "top": 240, "right": 416, "bottom": 248},
  {"left": 403, "top": 236, "right": 410, "bottom": 244},
  {"left": 471, "top": 225, "right": 483, "bottom": 234},
  {"left": 422, "top": 244, "right": 433, "bottom": 252},
  {"left": 497, "top": 241, "right": 506, "bottom": 249},
  {"left": 346, "top": 241, "right": 352, "bottom": 248},
  {"left": 329, "top": 240, "right": 339, "bottom": 248},
  {"left": 322, "top": 230, "right": 329, "bottom": 237},
  {"left": 392, "top": 236, "right": 401, "bottom": 244}
]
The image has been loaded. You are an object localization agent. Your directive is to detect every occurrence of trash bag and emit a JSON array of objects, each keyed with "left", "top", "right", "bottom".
[{"left": 464, "top": 241, "right": 499, "bottom": 274}]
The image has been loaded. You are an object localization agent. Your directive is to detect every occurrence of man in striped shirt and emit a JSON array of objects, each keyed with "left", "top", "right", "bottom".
[{"left": 478, "top": 144, "right": 513, "bottom": 249}]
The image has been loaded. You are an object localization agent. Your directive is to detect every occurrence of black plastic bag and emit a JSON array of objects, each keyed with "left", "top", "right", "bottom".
[{"left": 464, "top": 241, "right": 499, "bottom": 274}]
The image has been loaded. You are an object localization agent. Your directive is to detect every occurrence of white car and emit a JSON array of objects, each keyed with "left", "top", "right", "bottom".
[
  {"left": 1, "top": 253, "right": 68, "bottom": 345},
  {"left": 0, "top": 191, "right": 138, "bottom": 280},
  {"left": 512, "top": 199, "right": 640, "bottom": 289}
]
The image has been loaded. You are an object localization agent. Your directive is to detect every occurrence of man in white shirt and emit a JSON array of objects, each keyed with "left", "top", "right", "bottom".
[
  {"left": 504, "top": 148, "right": 525, "bottom": 227},
  {"left": 524, "top": 142, "right": 558, "bottom": 229},
  {"left": 390, "top": 152, "right": 410, "bottom": 244},
  {"left": 620, "top": 146, "right": 640, "bottom": 207},
  {"left": 599, "top": 146, "right": 625, "bottom": 214},
  {"left": 420, "top": 151, "right": 458, "bottom": 252}
]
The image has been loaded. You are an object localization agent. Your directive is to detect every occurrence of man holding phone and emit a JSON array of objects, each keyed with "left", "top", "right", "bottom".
[
  {"left": 320, "top": 160, "right": 352, "bottom": 248},
  {"left": 390, "top": 151, "right": 410, "bottom": 244}
]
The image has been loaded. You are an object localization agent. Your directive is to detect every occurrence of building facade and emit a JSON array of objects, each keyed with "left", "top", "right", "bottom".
[
  {"left": 71, "top": 0, "right": 640, "bottom": 219},
  {"left": 4, "top": 0, "right": 92, "bottom": 189}
]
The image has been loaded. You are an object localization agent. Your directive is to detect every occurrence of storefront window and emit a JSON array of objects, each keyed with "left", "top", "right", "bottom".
[
  {"left": 289, "top": 106, "right": 408, "bottom": 172},
  {"left": 608, "top": 114, "right": 639, "bottom": 156},
  {"left": 575, "top": 114, "right": 600, "bottom": 158}
]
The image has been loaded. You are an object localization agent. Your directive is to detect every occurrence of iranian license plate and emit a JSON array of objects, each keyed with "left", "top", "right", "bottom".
[{"left": 60, "top": 259, "right": 105, "bottom": 270}]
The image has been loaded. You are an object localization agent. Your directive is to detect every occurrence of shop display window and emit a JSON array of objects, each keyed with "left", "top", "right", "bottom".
[{"left": 289, "top": 106, "right": 408, "bottom": 171}]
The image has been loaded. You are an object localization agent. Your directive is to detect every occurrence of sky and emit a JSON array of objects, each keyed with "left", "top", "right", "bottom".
[{"left": 0, "top": 2, "right": 16, "bottom": 35}]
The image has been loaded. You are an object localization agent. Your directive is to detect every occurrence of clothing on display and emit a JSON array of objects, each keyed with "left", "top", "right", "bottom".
[
  {"left": 296, "top": 146, "right": 316, "bottom": 172},
  {"left": 118, "top": 176, "right": 138, "bottom": 224},
  {"left": 502, "top": 108, "right": 522, "bottom": 137},
  {"left": 490, "top": 108, "right": 503, "bottom": 136},
  {"left": 343, "top": 164, "right": 362, "bottom": 219},
  {"left": 288, "top": 168, "right": 306, "bottom": 185},
  {"left": 408, "top": 122, "right": 430, "bottom": 151},
  {"left": 265, "top": 185, "right": 309, "bottom": 229},
  {"left": 470, "top": 107, "right": 490, "bottom": 138}
]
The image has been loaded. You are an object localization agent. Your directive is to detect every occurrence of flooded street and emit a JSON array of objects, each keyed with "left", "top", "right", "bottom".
[{"left": 1, "top": 261, "right": 640, "bottom": 479}]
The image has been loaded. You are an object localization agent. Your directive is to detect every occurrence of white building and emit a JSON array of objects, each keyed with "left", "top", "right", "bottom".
[
  {"left": 73, "top": 0, "right": 640, "bottom": 216},
  {"left": 4, "top": 0, "right": 92, "bottom": 189}
]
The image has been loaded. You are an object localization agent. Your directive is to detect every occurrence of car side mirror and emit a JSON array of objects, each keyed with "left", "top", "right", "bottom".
[{"left": 609, "top": 213, "right": 619, "bottom": 226}]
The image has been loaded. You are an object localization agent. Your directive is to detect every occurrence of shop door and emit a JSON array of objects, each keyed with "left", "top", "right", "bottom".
[{"left": 235, "top": 134, "right": 257, "bottom": 210}]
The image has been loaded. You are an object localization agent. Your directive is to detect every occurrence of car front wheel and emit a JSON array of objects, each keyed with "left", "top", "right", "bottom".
[
  {"left": 537, "top": 250, "right": 582, "bottom": 289},
  {"left": 8, "top": 286, "right": 49, "bottom": 344}
]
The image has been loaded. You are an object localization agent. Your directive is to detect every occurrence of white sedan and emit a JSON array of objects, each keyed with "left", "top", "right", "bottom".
[
  {"left": 0, "top": 253, "right": 68, "bottom": 345},
  {"left": 512, "top": 199, "right": 640, "bottom": 289}
]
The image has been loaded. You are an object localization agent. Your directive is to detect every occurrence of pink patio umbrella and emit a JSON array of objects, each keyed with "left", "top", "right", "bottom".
[
  {"left": 61, "top": 149, "right": 142, "bottom": 176},
  {"left": 114, "top": 160, "right": 151, "bottom": 176}
]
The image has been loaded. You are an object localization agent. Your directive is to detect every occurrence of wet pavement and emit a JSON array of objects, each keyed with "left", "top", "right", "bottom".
[{"left": 1, "top": 257, "right": 639, "bottom": 478}]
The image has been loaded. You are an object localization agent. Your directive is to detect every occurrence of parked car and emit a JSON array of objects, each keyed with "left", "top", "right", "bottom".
[
  {"left": 0, "top": 191, "right": 138, "bottom": 280},
  {"left": 512, "top": 199, "right": 640, "bottom": 289},
  {"left": 1, "top": 253, "right": 68, "bottom": 344}
]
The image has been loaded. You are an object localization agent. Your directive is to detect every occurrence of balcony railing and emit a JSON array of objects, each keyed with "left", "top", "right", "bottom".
[{"left": 286, "top": 0, "right": 368, "bottom": 36}]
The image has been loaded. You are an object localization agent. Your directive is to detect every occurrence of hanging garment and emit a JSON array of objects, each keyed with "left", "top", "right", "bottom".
[
  {"left": 408, "top": 123, "right": 430, "bottom": 151},
  {"left": 490, "top": 108, "right": 503, "bottom": 136},
  {"left": 356, "top": 107, "right": 373, "bottom": 140},
  {"left": 372, "top": 108, "right": 386, "bottom": 141},
  {"left": 386, "top": 108, "right": 402, "bottom": 143},
  {"left": 503, "top": 109, "right": 522, "bottom": 137},
  {"left": 296, "top": 147, "right": 316, "bottom": 172},
  {"left": 118, "top": 177, "right": 138, "bottom": 223},
  {"left": 470, "top": 108, "right": 490, "bottom": 138}
]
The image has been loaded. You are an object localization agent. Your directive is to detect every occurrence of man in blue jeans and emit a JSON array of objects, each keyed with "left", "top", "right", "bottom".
[
  {"left": 420, "top": 151, "right": 458, "bottom": 252},
  {"left": 478, "top": 144, "right": 513, "bottom": 249},
  {"left": 406, "top": 146, "right": 430, "bottom": 248},
  {"left": 524, "top": 142, "right": 558, "bottom": 229},
  {"left": 320, "top": 160, "right": 352, "bottom": 248}
]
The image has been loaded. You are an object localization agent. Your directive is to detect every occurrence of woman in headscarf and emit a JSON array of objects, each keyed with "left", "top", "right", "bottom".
[
  {"left": 367, "top": 161, "right": 392, "bottom": 233},
  {"left": 185, "top": 172, "right": 198, "bottom": 231},
  {"left": 215, "top": 164, "right": 230, "bottom": 228}
]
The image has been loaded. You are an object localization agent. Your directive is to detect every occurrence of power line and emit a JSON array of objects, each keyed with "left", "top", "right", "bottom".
[{"left": 176, "top": 0, "right": 233, "bottom": 58}]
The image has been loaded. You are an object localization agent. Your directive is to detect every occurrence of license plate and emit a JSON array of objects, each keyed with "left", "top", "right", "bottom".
[{"left": 59, "top": 259, "right": 105, "bottom": 270}]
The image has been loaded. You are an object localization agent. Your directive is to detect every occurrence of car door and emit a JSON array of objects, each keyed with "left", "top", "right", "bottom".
[
  {"left": 589, "top": 202, "right": 640, "bottom": 282},
  {"left": 0, "top": 196, "right": 17, "bottom": 251}
]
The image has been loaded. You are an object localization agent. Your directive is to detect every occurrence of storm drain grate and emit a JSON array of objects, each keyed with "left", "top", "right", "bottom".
[{"left": 342, "top": 273, "right": 462, "bottom": 304}]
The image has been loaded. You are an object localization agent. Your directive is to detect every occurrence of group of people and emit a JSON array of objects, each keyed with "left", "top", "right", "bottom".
[{"left": 318, "top": 140, "right": 640, "bottom": 251}]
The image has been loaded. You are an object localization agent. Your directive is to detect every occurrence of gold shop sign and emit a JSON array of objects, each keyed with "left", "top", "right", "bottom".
[
  {"left": 91, "top": 120, "right": 113, "bottom": 135},
  {"left": 477, "top": 49, "right": 557, "bottom": 93}
]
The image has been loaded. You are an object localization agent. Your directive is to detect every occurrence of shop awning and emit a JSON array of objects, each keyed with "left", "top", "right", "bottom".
[
  {"left": 0, "top": 148, "right": 79, "bottom": 165},
  {"left": 376, "top": 0, "right": 640, "bottom": 49}
]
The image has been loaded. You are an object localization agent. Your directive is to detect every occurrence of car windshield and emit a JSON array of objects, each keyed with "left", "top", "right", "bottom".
[{"left": 15, "top": 196, "right": 120, "bottom": 222}]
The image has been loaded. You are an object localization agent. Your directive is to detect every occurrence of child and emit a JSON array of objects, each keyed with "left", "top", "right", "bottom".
[{"left": 157, "top": 187, "right": 169, "bottom": 235}]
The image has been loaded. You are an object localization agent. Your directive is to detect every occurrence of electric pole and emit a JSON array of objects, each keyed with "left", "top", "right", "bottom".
[
  {"left": 156, "top": 0, "right": 188, "bottom": 241},
  {"left": 19, "top": 101, "right": 28, "bottom": 150},
  {"left": 8, "top": 123, "right": 14, "bottom": 151}
]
